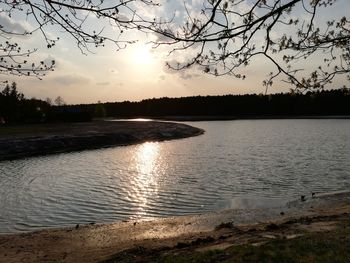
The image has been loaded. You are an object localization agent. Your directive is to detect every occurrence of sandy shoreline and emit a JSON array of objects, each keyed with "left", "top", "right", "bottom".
[
  {"left": 0, "top": 120, "right": 204, "bottom": 161},
  {"left": 0, "top": 191, "right": 349, "bottom": 263}
]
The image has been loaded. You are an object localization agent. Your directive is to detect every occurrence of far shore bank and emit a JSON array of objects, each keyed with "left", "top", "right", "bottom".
[
  {"left": 0, "top": 191, "right": 349, "bottom": 263},
  {"left": 0, "top": 121, "right": 204, "bottom": 161},
  {"left": 114, "top": 115, "right": 350, "bottom": 122}
]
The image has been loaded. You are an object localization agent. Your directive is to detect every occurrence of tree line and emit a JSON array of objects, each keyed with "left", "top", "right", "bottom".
[
  {"left": 71, "top": 89, "right": 350, "bottom": 119},
  {"left": 0, "top": 82, "right": 50, "bottom": 124},
  {"left": 1, "top": 84, "right": 350, "bottom": 125},
  {"left": 0, "top": 82, "right": 89, "bottom": 124}
]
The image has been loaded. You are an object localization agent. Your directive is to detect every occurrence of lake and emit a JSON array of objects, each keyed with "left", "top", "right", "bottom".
[{"left": 0, "top": 119, "right": 349, "bottom": 233}]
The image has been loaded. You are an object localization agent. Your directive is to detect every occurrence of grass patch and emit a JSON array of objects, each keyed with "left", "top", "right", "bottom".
[
  {"left": 157, "top": 250, "right": 225, "bottom": 263},
  {"left": 157, "top": 222, "right": 350, "bottom": 263},
  {"left": 226, "top": 231, "right": 350, "bottom": 263}
]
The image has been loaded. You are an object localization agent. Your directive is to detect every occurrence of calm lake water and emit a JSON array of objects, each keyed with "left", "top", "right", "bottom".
[{"left": 0, "top": 119, "right": 350, "bottom": 233}]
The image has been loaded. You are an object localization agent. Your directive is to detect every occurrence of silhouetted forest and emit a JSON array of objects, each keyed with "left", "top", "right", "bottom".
[
  {"left": 1, "top": 83, "right": 350, "bottom": 125},
  {"left": 70, "top": 89, "right": 350, "bottom": 119},
  {"left": 0, "top": 82, "right": 90, "bottom": 124},
  {"left": 0, "top": 82, "right": 51, "bottom": 124}
]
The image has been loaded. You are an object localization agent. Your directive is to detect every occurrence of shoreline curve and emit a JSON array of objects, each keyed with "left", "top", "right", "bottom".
[{"left": 0, "top": 120, "right": 204, "bottom": 161}]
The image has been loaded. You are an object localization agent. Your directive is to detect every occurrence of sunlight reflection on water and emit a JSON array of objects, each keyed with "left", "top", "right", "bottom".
[
  {"left": 131, "top": 142, "right": 160, "bottom": 218},
  {"left": 113, "top": 118, "right": 153, "bottom": 122}
]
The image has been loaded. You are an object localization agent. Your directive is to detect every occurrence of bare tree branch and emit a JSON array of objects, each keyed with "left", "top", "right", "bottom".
[
  {"left": 0, "top": 0, "right": 349, "bottom": 92},
  {"left": 149, "top": 0, "right": 349, "bottom": 92},
  {"left": 0, "top": 0, "right": 159, "bottom": 78}
]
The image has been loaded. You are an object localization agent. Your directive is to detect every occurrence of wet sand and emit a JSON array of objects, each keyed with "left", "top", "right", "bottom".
[
  {"left": 0, "top": 191, "right": 349, "bottom": 263},
  {"left": 0, "top": 121, "right": 204, "bottom": 161}
]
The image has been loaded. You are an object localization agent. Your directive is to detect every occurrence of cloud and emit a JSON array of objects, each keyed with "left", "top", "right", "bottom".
[
  {"left": 169, "top": 69, "right": 199, "bottom": 80},
  {"left": 0, "top": 13, "right": 32, "bottom": 34},
  {"left": 180, "top": 72, "right": 199, "bottom": 80},
  {"left": 109, "top": 68, "right": 119, "bottom": 74},
  {"left": 163, "top": 60, "right": 200, "bottom": 80},
  {"left": 41, "top": 55, "right": 57, "bottom": 67},
  {"left": 51, "top": 74, "right": 90, "bottom": 86},
  {"left": 131, "top": 1, "right": 165, "bottom": 20},
  {"left": 96, "top": 81, "right": 110, "bottom": 86},
  {"left": 29, "top": 53, "right": 64, "bottom": 71},
  {"left": 153, "top": 30, "right": 175, "bottom": 43}
]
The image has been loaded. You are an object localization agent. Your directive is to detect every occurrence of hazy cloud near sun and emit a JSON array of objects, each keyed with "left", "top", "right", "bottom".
[
  {"left": 96, "top": 82, "right": 110, "bottom": 86},
  {"left": 163, "top": 61, "right": 200, "bottom": 80},
  {"left": 176, "top": 71, "right": 200, "bottom": 80},
  {"left": 109, "top": 69, "right": 119, "bottom": 74},
  {"left": 51, "top": 74, "right": 90, "bottom": 86},
  {"left": 154, "top": 31, "right": 173, "bottom": 43}
]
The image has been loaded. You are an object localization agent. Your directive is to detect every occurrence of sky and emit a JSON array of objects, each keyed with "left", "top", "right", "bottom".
[{"left": 1, "top": 0, "right": 349, "bottom": 104}]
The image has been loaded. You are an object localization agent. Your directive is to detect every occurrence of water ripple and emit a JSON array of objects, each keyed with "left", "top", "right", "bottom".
[{"left": 1, "top": 119, "right": 350, "bottom": 233}]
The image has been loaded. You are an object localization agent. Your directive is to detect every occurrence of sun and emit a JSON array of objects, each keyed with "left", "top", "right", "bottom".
[{"left": 133, "top": 45, "right": 153, "bottom": 65}]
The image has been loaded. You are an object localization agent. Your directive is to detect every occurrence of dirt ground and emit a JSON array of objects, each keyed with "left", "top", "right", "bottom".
[{"left": 0, "top": 192, "right": 349, "bottom": 263}]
